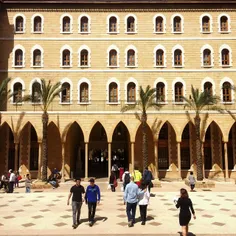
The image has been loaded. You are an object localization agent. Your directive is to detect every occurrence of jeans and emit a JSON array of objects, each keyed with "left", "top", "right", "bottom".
[
  {"left": 126, "top": 202, "right": 137, "bottom": 223},
  {"left": 26, "top": 187, "right": 31, "bottom": 193},
  {"left": 139, "top": 205, "right": 148, "bottom": 223},
  {"left": 72, "top": 201, "right": 82, "bottom": 225},
  {"left": 88, "top": 202, "right": 97, "bottom": 222}
]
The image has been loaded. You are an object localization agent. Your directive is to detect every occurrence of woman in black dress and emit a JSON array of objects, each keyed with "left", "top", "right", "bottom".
[{"left": 174, "top": 188, "right": 196, "bottom": 236}]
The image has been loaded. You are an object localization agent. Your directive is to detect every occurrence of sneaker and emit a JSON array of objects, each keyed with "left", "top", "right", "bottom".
[
  {"left": 89, "top": 221, "right": 93, "bottom": 227},
  {"left": 72, "top": 224, "right": 77, "bottom": 229},
  {"left": 141, "top": 221, "right": 145, "bottom": 225},
  {"left": 128, "top": 221, "right": 133, "bottom": 227}
]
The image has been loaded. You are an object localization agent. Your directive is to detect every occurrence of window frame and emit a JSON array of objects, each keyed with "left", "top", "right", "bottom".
[
  {"left": 201, "top": 45, "right": 214, "bottom": 68},
  {"left": 153, "top": 14, "right": 166, "bottom": 34},
  {"left": 31, "top": 45, "right": 44, "bottom": 68},
  {"left": 106, "top": 78, "right": 120, "bottom": 104},
  {"left": 60, "top": 78, "right": 73, "bottom": 104},
  {"left": 219, "top": 44, "right": 232, "bottom": 67},
  {"left": 172, "top": 45, "right": 184, "bottom": 68},
  {"left": 125, "top": 45, "right": 138, "bottom": 68},
  {"left": 29, "top": 78, "right": 42, "bottom": 104},
  {"left": 154, "top": 45, "right": 166, "bottom": 68},
  {"left": 171, "top": 14, "right": 184, "bottom": 34},
  {"left": 220, "top": 78, "right": 234, "bottom": 104},
  {"left": 14, "top": 14, "right": 26, "bottom": 34},
  {"left": 218, "top": 14, "right": 231, "bottom": 33},
  {"left": 154, "top": 78, "right": 168, "bottom": 104},
  {"left": 125, "top": 78, "right": 138, "bottom": 104},
  {"left": 107, "top": 14, "right": 120, "bottom": 34},
  {"left": 78, "top": 45, "right": 91, "bottom": 68},
  {"left": 10, "top": 77, "right": 25, "bottom": 104},
  {"left": 78, "top": 78, "right": 91, "bottom": 104},
  {"left": 12, "top": 45, "right": 25, "bottom": 68},
  {"left": 172, "top": 78, "right": 186, "bottom": 104},
  {"left": 31, "top": 14, "right": 44, "bottom": 34},
  {"left": 200, "top": 14, "right": 213, "bottom": 34},
  {"left": 124, "top": 14, "right": 137, "bottom": 34},
  {"left": 60, "top": 14, "right": 73, "bottom": 34},
  {"left": 60, "top": 45, "right": 73, "bottom": 68},
  {"left": 78, "top": 14, "right": 91, "bottom": 34}
]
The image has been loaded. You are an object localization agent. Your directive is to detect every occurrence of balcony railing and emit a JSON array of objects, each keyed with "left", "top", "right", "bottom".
[{"left": 5, "top": 100, "right": 236, "bottom": 112}]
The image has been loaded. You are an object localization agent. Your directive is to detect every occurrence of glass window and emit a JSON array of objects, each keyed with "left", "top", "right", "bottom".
[
  {"left": 109, "top": 17, "right": 117, "bottom": 32},
  {"left": 13, "top": 82, "right": 23, "bottom": 103},
  {"left": 15, "top": 16, "right": 24, "bottom": 32},
  {"left": 127, "top": 16, "right": 135, "bottom": 32},
  {"left": 80, "top": 49, "right": 88, "bottom": 66},
  {"left": 174, "top": 82, "right": 183, "bottom": 102},
  {"left": 62, "top": 50, "right": 70, "bottom": 66},
  {"left": 221, "top": 49, "right": 230, "bottom": 66},
  {"left": 156, "top": 17, "right": 163, "bottom": 32},
  {"left": 174, "top": 49, "right": 182, "bottom": 66},
  {"left": 34, "top": 16, "right": 42, "bottom": 32},
  {"left": 127, "top": 82, "right": 136, "bottom": 102},
  {"left": 80, "top": 82, "right": 89, "bottom": 103},
  {"left": 32, "top": 82, "right": 41, "bottom": 103},
  {"left": 156, "top": 49, "right": 164, "bottom": 66},
  {"left": 109, "top": 50, "right": 117, "bottom": 66},
  {"left": 203, "top": 49, "right": 211, "bottom": 66},
  {"left": 81, "top": 16, "right": 88, "bottom": 32},
  {"left": 222, "top": 82, "right": 232, "bottom": 102},
  {"left": 220, "top": 16, "right": 228, "bottom": 32},
  {"left": 61, "top": 82, "right": 70, "bottom": 103},
  {"left": 204, "top": 82, "right": 213, "bottom": 96},
  {"left": 33, "top": 49, "right": 41, "bottom": 66},
  {"left": 63, "top": 16, "right": 71, "bottom": 32},
  {"left": 109, "top": 82, "right": 118, "bottom": 102},
  {"left": 127, "top": 49, "right": 135, "bottom": 66},
  {"left": 15, "top": 49, "right": 23, "bottom": 66},
  {"left": 173, "top": 16, "right": 181, "bottom": 32},
  {"left": 156, "top": 82, "right": 165, "bottom": 102},
  {"left": 202, "top": 16, "right": 210, "bottom": 32}
]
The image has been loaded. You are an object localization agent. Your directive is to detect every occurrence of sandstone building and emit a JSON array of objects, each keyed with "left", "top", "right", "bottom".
[{"left": 0, "top": 0, "right": 236, "bottom": 180}]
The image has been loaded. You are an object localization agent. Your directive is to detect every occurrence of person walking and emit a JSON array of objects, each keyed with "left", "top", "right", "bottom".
[
  {"left": 174, "top": 188, "right": 196, "bottom": 236},
  {"left": 112, "top": 163, "right": 119, "bottom": 180},
  {"left": 124, "top": 176, "right": 140, "bottom": 227},
  {"left": 132, "top": 168, "right": 142, "bottom": 187},
  {"left": 8, "top": 169, "right": 16, "bottom": 193},
  {"left": 188, "top": 172, "right": 196, "bottom": 192},
  {"left": 0, "top": 173, "right": 7, "bottom": 190},
  {"left": 67, "top": 178, "right": 85, "bottom": 229},
  {"left": 25, "top": 174, "right": 32, "bottom": 193},
  {"left": 85, "top": 178, "right": 101, "bottom": 227},
  {"left": 138, "top": 182, "right": 150, "bottom": 225},
  {"left": 122, "top": 169, "right": 131, "bottom": 191},
  {"left": 109, "top": 171, "right": 117, "bottom": 192},
  {"left": 143, "top": 167, "right": 154, "bottom": 192}
]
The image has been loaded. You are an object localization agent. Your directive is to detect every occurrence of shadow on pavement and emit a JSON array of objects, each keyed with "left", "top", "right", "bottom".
[
  {"left": 178, "top": 232, "right": 196, "bottom": 236},
  {"left": 136, "top": 215, "right": 154, "bottom": 223}
]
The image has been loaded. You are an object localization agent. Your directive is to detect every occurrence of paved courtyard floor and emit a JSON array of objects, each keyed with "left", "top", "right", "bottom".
[{"left": 0, "top": 181, "right": 236, "bottom": 236}]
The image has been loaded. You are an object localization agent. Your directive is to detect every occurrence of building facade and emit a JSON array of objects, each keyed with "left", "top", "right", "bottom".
[{"left": 0, "top": 0, "right": 236, "bottom": 180}]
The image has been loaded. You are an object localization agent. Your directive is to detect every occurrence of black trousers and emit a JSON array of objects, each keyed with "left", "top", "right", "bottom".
[
  {"left": 88, "top": 202, "right": 97, "bottom": 222},
  {"left": 8, "top": 182, "right": 14, "bottom": 193},
  {"left": 139, "top": 205, "right": 148, "bottom": 223}
]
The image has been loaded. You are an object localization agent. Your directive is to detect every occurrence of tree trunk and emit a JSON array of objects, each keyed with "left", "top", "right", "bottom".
[
  {"left": 42, "top": 112, "right": 48, "bottom": 182},
  {"left": 142, "top": 121, "right": 148, "bottom": 171},
  {"left": 194, "top": 115, "right": 204, "bottom": 181}
]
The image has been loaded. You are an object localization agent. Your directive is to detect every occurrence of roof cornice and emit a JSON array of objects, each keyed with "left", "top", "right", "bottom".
[{"left": 2, "top": 0, "right": 236, "bottom": 4}]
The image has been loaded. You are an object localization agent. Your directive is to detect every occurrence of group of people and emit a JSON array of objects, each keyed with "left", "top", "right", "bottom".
[
  {"left": 0, "top": 169, "right": 32, "bottom": 193},
  {"left": 109, "top": 166, "right": 154, "bottom": 193},
  {"left": 68, "top": 176, "right": 196, "bottom": 236}
]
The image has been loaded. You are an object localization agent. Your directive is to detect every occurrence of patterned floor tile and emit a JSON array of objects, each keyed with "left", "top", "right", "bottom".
[
  {"left": 117, "top": 214, "right": 127, "bottom": 218},
  {"left": 212, "top": 222, "right": 225, "bottom": 226},
  {"left": 211, "top": 203, "right": 220, "bottom": 206},
  {"left": 164, "top": 203, "right": 172, "bottom": 206},
  {"left": 54, "top": 222, "right": 67, "bottom": 227},
  {"left": 195, "top": 208, "right": 204, "bottom": 211},
  {"left": 160, "top": 199, "right": 168, "bottom": 201},
  {"left": 202, "top": 214, "right": 214, "bottom": 218},
  {"left": 31, "top": 200, "right": 39, "bottom": 202},
  {"left": 32, "top": 215, "right": 44, "bottom": 219},
  {"left": 9, "top": 200, "right": 16, "bottom": 202},
  {"left": 197, "top": 195, "right": 204, "bottom": 197},
  {"left": 0, "top": 223, "right": 3, "bottom": 226},
  {"left": 230, "top": 214, "right": 236, "bottom": 218},
  {"left": 117, "top": 222, "right": 127, "bottom": 226},
  {"left": 23, "top": 204, "right": 33, "bottom": 207},
  {"left": 117, "top": 208, "right": 125, "bottom": 211},
  {"left": 57, "top": 195, "right": 65, "bottom": 198},
  {"left": 14, "top": 209, "right": 24, "bottom": 212},
  {"left": 203, "top": 199, "right": 212, "bottom": 201},
  {"left": 173, "top": 214, "right": 179, "bottom": 217},
  {"left": 0, "top": 205, "right": 8, "bottom": 208},
  {"left": 225, "top": 199, "right": 234, "bottom": 201},
  {"left": 47, "top": 204, "right": 55, "bottom": 206},
  {"left": 217, "top": 195, "right": 225, "bottom": 197},
  {"left": 149, "top": 222, "right": 161, "bottom": 226},
  {"left": 60, "top": 215, "right": 71, "bottom": 219},
  {"left": 22, "top": 223, "right": 35, "bottom": 227},
  {"left": 40, "top": 209, "right": 50, "bottom": 212},
  {"left": 118, "top": 203, "right": 125, "bottom": 206},
  {"left": 156, "top": 195, "right": 164, "bottom": 197},
  {"left": 3, "top": 216, "right": 15, "bottom": 219},
  {"left": 220, "top": 208, "right": 230, "bottom": 211},
  {"left": 53, "top": 199, "right": 61, "bottom": 202},
  {"left": 168, "top": 208, "right": 177, "bottom": 211},
  {"left": 38, "top": 196, "right": 45, "bottom": 198}
]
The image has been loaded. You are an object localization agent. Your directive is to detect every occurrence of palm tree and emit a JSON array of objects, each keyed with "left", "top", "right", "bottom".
[
  {"left": 0, "top": 78, "right": 13, "bottom": 125},
  {"left": 182, "top": 86, "right": 222, "bottom": 181},
  {"left": 121, "top": 85, "right": 161, "bottom": 170},
  {"left": 32, "top": 79, "right": 63, "bottom": 181}
]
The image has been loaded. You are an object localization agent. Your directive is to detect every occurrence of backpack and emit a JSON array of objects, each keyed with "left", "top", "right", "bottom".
[{"left": 124, "top": 173, "right": 130, "bottom": 184}]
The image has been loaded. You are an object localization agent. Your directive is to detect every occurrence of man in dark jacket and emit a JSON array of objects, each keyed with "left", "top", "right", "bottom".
[
  {"left": 143, "top": 167, "right": 154, "bottom": 192},
  {"left": 85, "top": 178, "right": 101, "bottom": 226}
]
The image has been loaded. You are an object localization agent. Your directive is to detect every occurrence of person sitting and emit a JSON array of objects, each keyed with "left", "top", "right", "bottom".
[{"left": 48, "top": 174, "right": 59, "bottom": 189}]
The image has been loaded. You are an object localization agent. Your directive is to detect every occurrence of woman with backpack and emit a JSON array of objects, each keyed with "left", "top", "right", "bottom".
[{"left": 122, "top": 168, "right": 131, "bottom": 191}]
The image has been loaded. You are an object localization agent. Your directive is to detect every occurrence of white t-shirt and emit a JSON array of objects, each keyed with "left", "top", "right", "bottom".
[
  {"left": 9, "top": 173, "right": 16, "bottom": 182},
  {"left": 138, "top": 189, "right": 150, "bottom": 205}
]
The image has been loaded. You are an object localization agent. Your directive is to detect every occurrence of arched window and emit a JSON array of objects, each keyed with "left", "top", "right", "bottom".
[
  {"left": 32, "top": 82, "right": 41, "bottom": 103},
  {"left": 13, "top": 82, "right": 23, "bottom": 103},
  {"left": 174, "top": 49, "right": 182, "bottom": 66},
  {"left": 173, "top": 16, "right": 181, "bottom": 32},
  {"left": 203, "top": 49, "right": 211, "bottom": 66},
  {"left": 61, "top": 82, "right": 71, "bottom": 103},
  {"left": 204, "top": 82, "right": 213, "bottom": 96},
  {"left": 222, "top": 82, "right": 232, "bottom": 102},
  {"left": 15, "top": 16, "right": 24, "bottom": 32},
  {"left": 62, "top": 16, "right": 71, "bottom": 32},
  {"left": 109, "top": 82, "right": 118, "bottom": 102},
  {"left": 221, "top": 49, "right": 230, "bottom": 66},
  {"left": 109, "top": 50, "right": 117, "bottom": 67},
  {"left": 80, "top": 82, "right": 89, "bottom": 103},
  {"left": 62, "top": 49, "right": 71, "bottom": 66},
  {"left": 155, "top": 16, "right": 163, "bottom": 32},
  {"left": 127, "top": 82, "right": 136, "bottom": 102},
  {"left": 15, "top": 49, "right": 23, "bottom": 66},
  {"left": 80, "top": 16, "right": 88, "bottom": 32},
  {"left": 156, "top": 49, "right": 164, "bottom": 66},
  {"left": 202, "top": 16, "right": 210, "bottom": 32},
  {"left": 127, "top": 49, "right": 135, "bottom": 66},
  {"left": 174, "top": 82, "right": 183, "bottom": 102},
  {"left": 156, "top": 82, "right": 165, "bottom": 102},
  {"left": 127, "top": 16, "right": 135, "bottom": 33},
  {"left": 34, "top": 16, "right": 42, "bottom": 33},
  {"left": 220, "top": 16, "right": 228, "bottom": 32},
  {"left": 109, "top": 17, "right": 117, "bottom": 33},
  {"left": 80, "top": 49, "right": 88, "bottom": 66},
  {"left": 33, "top": 49, "right": 41, "bottom": 66}
]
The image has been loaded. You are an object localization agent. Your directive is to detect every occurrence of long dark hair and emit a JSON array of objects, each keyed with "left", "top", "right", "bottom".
[{"left": 180, "top": 188, "right": 189, "bottom": 198}]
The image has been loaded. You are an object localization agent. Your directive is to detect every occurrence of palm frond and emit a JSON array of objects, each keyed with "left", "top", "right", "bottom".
[{"left": 121, "top": 104, "right": 137, "bottom": 113}]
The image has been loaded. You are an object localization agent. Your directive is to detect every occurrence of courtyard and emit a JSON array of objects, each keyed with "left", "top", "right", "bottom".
[{"left": 0, "top": 180, "right": 236, "bottom": 236}]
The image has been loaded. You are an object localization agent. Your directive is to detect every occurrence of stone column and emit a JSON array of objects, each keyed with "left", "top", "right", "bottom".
[
  {"left": 37, "top": 141, "right": 42, "bottom": 179},
  {"left": 224, "top": 142, "right": 229, "bottom": 179},
  {"left": 131, "top": 142, "right": 134, "bottom": 173},
  {"left": 108, "top": 142, "right": 111, "bottom": 178},
  {"left": 154, "top": 141, "right": 158, "bottom": 179},
  {"left": 61, "top": 142, "right": 65, "bottom": 182},
  {"left": 202, "top": 144, "right": 205, "bottom": 179},
  {"left": 177, "top": 142, "right": 181, "bottom": 179},
  {"left": 14, "top": 142, "right": 19, "bottom": 171},
  {"left": 85, "top": 142, "right": 88, "bottom": 180}
]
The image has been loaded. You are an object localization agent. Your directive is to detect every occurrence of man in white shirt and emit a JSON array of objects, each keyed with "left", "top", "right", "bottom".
[{"left": 8, "top": 169, "right": 16, "bottom": 193}]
